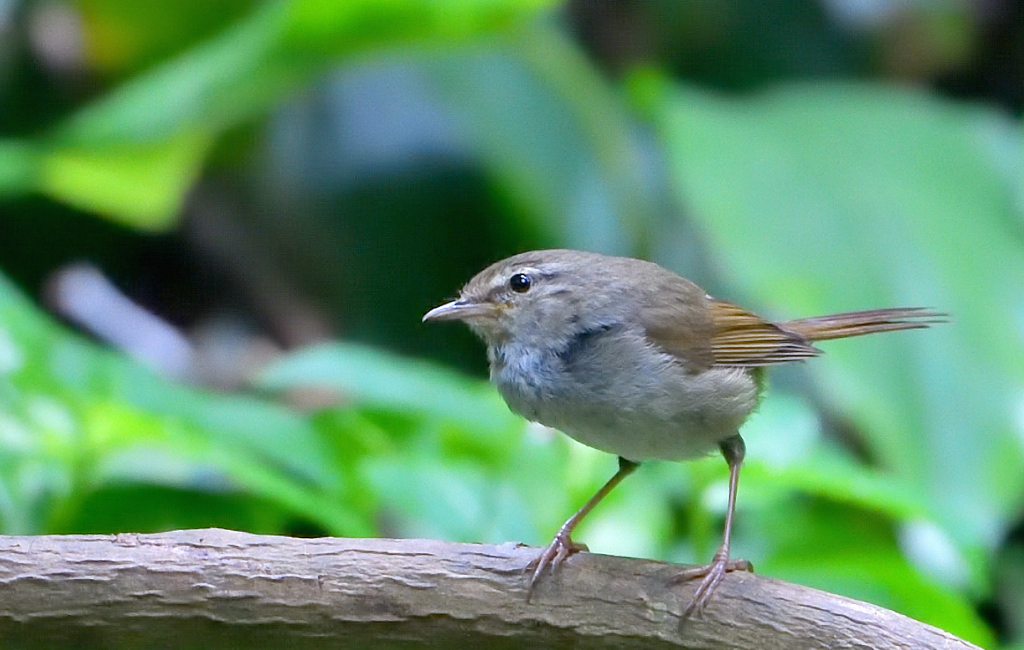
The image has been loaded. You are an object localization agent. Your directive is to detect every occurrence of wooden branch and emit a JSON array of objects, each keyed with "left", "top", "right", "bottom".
[{"left": 0, "top": 529, "right": 977, "bottom": 649}]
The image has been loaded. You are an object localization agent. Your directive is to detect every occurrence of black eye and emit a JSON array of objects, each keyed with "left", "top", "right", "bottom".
[{"left": 509, "top": 273, "right": 532, "bottom": 293}]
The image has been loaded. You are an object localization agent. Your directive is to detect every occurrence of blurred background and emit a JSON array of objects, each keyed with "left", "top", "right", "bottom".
[{"left": 0, "top": 0, "right": 1022, "bottom": 645}]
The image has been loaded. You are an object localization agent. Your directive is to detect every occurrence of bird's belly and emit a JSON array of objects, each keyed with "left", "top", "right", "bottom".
[
  {"left": 555, "top": 412, "right": 727, "bottom": 461},
  {"left": 495, "top": 356, "right": 758, "bottom": 462},
  {"left": 535, "top": 391, "right": 748, "bottom": 461}
]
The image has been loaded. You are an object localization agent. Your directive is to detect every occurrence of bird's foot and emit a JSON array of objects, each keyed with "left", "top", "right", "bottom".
[
  {"left": 673, "top": 551, "right": 752, "bottom": 619},
  {"left": 524, "top": 532, "right": 588, "bottom": 602}
]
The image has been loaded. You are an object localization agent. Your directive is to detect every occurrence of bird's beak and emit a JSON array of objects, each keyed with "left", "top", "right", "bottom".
[{"left": 422, "top": 298, "right": 499, "bottom": 324}]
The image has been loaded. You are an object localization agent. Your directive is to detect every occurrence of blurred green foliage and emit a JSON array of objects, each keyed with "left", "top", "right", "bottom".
[{"left": 1, "top": 0, "right": 1022, "bottom": 646}]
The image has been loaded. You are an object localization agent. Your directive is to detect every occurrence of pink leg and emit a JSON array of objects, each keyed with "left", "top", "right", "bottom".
[
  {"left": 525, "top": 457, "right": 639, "bottom": 602},
  {"left": 675, "top": 435, "right": 753, "bottom": 618}
]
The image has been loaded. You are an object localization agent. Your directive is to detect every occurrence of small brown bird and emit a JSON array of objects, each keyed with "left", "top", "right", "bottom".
[{"left": 423, "top": 249, "right": 940, "bottom": 617}]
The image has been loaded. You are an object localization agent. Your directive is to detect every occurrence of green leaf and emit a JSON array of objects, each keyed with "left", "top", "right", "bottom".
[
  {"left": 22, "top": 0, "right": 558, "bottom": 229},
  {"left": 256, "top": 341, "right": 520, "bottom": 436},
  {"left": 37, "top": 131, "right": 213, "bottom": 230},
  {"left": 424, "top": 26, "right": 662, "bottom": 252},
  {"left": 0, "top": 272, "right": 361, "bottom": 535},
  {"left": 283, "top": 0, "right": 557, "bottom": 54}
]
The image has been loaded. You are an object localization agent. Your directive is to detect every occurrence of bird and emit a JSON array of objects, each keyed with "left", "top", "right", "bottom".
[{"left": 423, "top": 248, "right": 941, "bottom": 617}]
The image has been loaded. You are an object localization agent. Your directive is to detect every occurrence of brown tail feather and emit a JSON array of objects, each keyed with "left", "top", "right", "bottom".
[{"left": 780, "top": 307, "right": 946, "bottom": 342}]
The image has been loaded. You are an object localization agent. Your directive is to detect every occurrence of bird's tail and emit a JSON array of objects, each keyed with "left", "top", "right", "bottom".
[{"left": 780, "top": 307, "right": 946, "bottom": 342}]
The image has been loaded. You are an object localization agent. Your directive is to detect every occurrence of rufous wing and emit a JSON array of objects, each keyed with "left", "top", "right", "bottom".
[{"left": 709, "top": 301, "right": 820, "bottom": 367}]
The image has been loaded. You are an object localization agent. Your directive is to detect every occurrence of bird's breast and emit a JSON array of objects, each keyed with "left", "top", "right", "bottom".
[{"left": 488, "top": 330, "right": 759, "bottom": 461}]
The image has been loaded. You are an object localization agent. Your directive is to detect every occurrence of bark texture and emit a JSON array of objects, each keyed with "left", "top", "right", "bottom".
[{"left": 0, "top": 529, "right": 979, "bottom": 649}]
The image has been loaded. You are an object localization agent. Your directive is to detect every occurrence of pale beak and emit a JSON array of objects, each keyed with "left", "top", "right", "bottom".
[{"left": 422, "top": 298, "right": 498, "bottom": 323}]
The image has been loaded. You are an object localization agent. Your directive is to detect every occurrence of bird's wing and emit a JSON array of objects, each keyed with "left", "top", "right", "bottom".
[
  {"left": 636, "top": 280, "right": 717, "bottom": 372},
  {"left": 638, "top": 276, "right": 819, "bottom": 370},
  {"left": 707, "top": 301, "right": 820, "bottom": 366}
]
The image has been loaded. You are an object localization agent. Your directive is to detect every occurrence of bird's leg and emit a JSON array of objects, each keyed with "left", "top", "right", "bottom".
[
  {"left": 525, "top": 456, "right": 639, "bottom": 602},
  {"left": 674, "top": 434, "right": 753, "bottom": 618}
]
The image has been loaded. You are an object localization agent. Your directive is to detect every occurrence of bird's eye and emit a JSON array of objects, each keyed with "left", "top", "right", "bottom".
[{"left": 509, "top": 273, "right": 532, "bottom": 293}]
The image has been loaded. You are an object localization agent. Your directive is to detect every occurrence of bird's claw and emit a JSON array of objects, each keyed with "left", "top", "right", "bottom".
[
  {"left": 524, "top": 533, "right": 588, "bottom": 602},
  {"left": 673, "top": 552, "right": 752, "bottom": 619}
]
